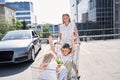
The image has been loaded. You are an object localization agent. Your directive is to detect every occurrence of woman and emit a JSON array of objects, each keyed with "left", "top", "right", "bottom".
[
  {"left": 58, "top": 13, "right": 79, "bottom": 45},
  {"left": 58, "top": 13, "right": 80, "bottom": 79}
]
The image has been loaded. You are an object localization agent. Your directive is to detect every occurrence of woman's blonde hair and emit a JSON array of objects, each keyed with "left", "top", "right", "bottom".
[
  {"left": 62, "top": 13, "right": 71, "bottom": 24},
  {"left": 39, "top": 52, "right": 55, "bottom": 70}
]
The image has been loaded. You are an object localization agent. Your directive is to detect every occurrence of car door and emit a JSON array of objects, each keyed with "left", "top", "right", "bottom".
[
  {"left": 32, "top": 31, "right": 39, "bottom": 53},
  {"left": 34, "top": 31, "right": 41, "bottom": 49}
]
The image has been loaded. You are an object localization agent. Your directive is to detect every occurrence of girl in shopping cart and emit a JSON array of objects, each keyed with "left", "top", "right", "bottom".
[{"left": 38, "top": 52, "right": 67, "bottom": 80}]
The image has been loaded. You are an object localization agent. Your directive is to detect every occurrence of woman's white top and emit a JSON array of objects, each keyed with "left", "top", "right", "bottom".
[
  {"left": 59, "top": 22, "right": 75, "bottom": 45},
  {"left": 38, "top": 60, "right": 57, "bottom": 80}
]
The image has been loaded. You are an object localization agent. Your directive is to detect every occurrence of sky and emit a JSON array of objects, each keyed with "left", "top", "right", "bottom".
[{"left": 7, "top": 0, "right": 70, "bottom": 24}]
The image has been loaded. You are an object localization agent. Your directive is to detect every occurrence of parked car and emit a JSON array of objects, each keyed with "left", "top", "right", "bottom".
[{"left": 0, "top": 30, "right": 41, "bottom": 63}]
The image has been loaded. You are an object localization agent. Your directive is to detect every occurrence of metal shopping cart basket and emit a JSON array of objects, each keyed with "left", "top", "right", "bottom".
[
  {"left": 31, "top": 56, "right": 68, "bottom": 80},
  {"left": 31, "top": 55, "right": 58, "bottom": 80},
  {"left": 31, "top": 42, "right": 81, "bottom": 80},
  {"left": 31, "top": 66, "right": 57, "bottom": 80},
  {"left": 31, "top": 56, "right": 42, "bottom": 80}
]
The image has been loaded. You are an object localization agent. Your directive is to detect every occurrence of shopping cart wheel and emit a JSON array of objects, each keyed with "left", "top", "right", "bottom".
[{"left": 77, "top": 75, "right": 81, "bottom": 80}]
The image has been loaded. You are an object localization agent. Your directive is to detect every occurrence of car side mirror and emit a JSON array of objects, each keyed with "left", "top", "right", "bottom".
[{"left": 33, "top": 35, "right": 38, "bottom": 38}]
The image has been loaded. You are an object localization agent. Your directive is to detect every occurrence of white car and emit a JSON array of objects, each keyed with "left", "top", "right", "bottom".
[{"left": 0, "top": 30, "right": 41, "bottom": 63}]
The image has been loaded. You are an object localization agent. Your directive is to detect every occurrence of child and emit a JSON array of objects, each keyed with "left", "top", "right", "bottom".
[
  {"left": 38, "top": 52, "right": 67, "bottom": 80},
  {"left": 49, "top": 36, "right": 79, "bottom": 79}
]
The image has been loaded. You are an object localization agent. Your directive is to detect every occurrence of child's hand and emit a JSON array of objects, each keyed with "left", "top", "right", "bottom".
[
  {"left": 49, "top": 36, "right": 53, "bottom": 44},
  {"left": 56, "top": 41, "right": 61, "bottom": 45}
]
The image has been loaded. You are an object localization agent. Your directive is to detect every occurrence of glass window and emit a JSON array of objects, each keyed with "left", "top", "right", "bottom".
[
  {"left": 50, "top": 25, "right": 53, "bottom": 32},
  {"left": 17, "top": 17, "right": 31, "bottom": 20},
  {"left": 32, "top": 31, "right": 37, "bottom": 37},
  {"left": 6, "top": 2, "right": 31, "bottom": 11},
  {"left": 37, "top": 25, "right": 41, "bottom": 29},
  {"left": 54, "top": 25, "right": 58, "bottom": 32},
  {"left": 16, "top": 12, "right": 30, "bottom": 15}
]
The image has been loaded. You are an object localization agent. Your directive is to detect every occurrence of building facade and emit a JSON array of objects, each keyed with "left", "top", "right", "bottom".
[
  {"left": 70, "top": 0, "right": 120, "bottom": 40},
  {"left": 70, "top": 0, "right": 78, "bottom": 22},
  {"left": 115, "top": 0, "right": 120, "bottom": 34},
  {"left": 70, "top": 0, "right": 89, "bottom": 23},
  {"left": 6, "top": 1, "right": 35, "bottom": 27},
  {"left": 82, "top": 12, "right": 88, "bottom": 23},
  {"left": 88, "top": 0, "right": 113, "bottom": 27},
  {"left": 0, "top": 4, "right": 16, "bottom": 24},
  {"left": 78, "top": 0, "right": 89, "bottom": 23},
  {"left": 0, "top": 0, "right": 7, "bottom": 4}
]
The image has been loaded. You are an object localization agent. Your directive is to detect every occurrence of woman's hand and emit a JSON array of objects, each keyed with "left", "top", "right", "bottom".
[{"left": 70, "top": 35, "right": 75, "bottom": 44}]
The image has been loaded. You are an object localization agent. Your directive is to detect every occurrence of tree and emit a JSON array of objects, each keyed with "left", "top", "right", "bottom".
[
  {"left": 35, "top": 30, "right": 42, "bottom": 37},
  {"left": 21, "top": 20, "right": 29, "bottom": 30},
  {"left": 0, "top": 19, "right": 15, "bottom": 34},
  {"left": 42, "top": 24, "right": 51, "bottom": 38},
  {"left": 15, "top": 20, "right": 23, "bottom": 30}
]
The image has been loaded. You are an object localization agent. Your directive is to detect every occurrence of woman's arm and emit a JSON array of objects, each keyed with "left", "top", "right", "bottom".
[
  {"left": 49, "top": 36, "right": 57, "bottom": 55},
  {"left": 71, "top": 36, "right": 75, "bottom": 56},
  {"left": 74, "top": 24, "right": 80, "bottom": 43},
  {"left": 57, "top": 25, "right": 62, "bottom": 44}
]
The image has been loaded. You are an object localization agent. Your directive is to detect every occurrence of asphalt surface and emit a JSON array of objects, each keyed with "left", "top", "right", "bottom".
[
  {"left": 0, "top": 44, "right": 48, "bottom": 80},
  {"left": 79, "top": 39, "right": 120, "bottom": 80},
  {"left": 0, "top": 39, "right": 120, "bottom": 80}
]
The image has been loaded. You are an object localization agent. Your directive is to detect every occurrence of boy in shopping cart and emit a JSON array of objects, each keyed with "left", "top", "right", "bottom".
[{"left": 49, "top": 36, "right": 80, "bottom": 80}]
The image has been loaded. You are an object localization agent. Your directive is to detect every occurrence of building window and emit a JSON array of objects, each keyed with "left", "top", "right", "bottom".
[
  {"left": 0, "top": 0, "right": 5, "bottom": 3},
  {"left": 16, "top": 12, "right": 30, "bottom": 15},
  {"left": 17, "top": 17, "right": 31, "bottom": 20},
  {"left": 6, "top": 2, "right": 31, "bottom": 11},
  {"left": 116, "top": 10, "right": 118, "bottom": 21}
]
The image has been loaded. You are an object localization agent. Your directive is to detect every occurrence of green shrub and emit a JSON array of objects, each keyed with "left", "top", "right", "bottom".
[{"left": 0, "top": 34, "right": 4, "bottom": 40}]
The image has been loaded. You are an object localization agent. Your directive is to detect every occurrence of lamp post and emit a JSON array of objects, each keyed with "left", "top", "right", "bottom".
[
  {"left": 113, "top": 0, "right": 116, "bottom": 39},
  {"left": 76, "top": 0, "right": 79, "bottom": 23}
]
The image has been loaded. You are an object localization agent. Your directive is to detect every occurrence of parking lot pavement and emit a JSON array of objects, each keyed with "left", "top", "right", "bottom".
[
  {"left": 79, "top": 39, "right": 120, "bottom": 80},
  {"left": 31, "top": 44, "right": 51, "bottom": 67},
  {"left": 31, "top": 39, "right": 120, "bottom": 80}
]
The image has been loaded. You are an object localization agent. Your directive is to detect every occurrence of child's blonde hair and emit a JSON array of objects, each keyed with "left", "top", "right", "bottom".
[{"left": 39, "top": 52, "right": 55, "bottom": 70}]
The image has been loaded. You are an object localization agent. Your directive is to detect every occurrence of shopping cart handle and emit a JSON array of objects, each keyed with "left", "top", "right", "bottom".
[
  {"left": 79, "top": 42, "right": 81, "bottom": 45},
  {"left": 77, "top": 42, "right": 81, "bottom": 46}
]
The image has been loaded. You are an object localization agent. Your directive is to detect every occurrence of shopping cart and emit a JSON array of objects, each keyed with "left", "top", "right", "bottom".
[
  {"left": 31, "top": 66, "right": 57, "bottom": 80},
  {"left": 31, "top": 56, "right": 42, "bottom": 80},
  {"left": 31, "top": 61, "right": 68, "bottom": 80},
  {"left": 31, "top": 54, "right": 58, "bottom": 80},
  {"left": 72, "top": 43, "right": 80, "bottom": 80},
  {"left": 31, "top": 41, "right": 81, "bottom": 80}
]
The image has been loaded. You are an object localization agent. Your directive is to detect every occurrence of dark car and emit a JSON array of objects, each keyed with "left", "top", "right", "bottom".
[{"left": 0, "top": 30, "right": 41, "bottom": 63}]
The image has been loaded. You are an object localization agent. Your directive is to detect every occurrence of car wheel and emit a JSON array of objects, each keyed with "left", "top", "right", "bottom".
[
  {"left": 39, "top": 43, "right": 41, "bottom": 50},
  {"left": 47, "top": 39, "right": 49, "bottom": 44},
  {"left": 30, "top": 48, "right": 35, "bottom": 62}
]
